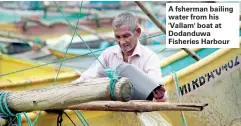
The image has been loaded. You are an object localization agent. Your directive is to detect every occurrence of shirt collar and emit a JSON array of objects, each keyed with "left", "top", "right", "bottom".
[
  {"left": 114, "top": 41, "right": 142, "bottom": 58},
  {"left": 131, "top": 41, "right": 142, "bottom": 57}
]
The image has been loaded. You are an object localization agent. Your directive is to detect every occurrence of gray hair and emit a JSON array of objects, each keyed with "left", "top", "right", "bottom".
[{"left": 112, "top": 12, "right": 138, "bottom": 32}]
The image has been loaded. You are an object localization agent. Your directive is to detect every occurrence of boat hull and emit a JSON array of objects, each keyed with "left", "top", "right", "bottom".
[
  {"left": 163, "top": 49, "right": 241, "bottom": 126},
  {"left": 0, "top": 54, "right": 80, "bottom": 91},
  {"left": 17, "top": 47, "right": 241, "bottom": 126}
]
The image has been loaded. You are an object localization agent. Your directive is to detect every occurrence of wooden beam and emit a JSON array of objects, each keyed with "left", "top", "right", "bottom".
[
  {"left": 5, "top": 77, "right": 133, "bottom": 112},
  {"left": 65, "top": 101, "right": 208, "bottom": 112},
  {"left": 134, "top": 1, "right": 201, "bottom": 61}
]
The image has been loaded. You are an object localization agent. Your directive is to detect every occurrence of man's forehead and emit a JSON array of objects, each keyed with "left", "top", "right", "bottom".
[
  {"left": 114, "top": 31, "right": 132, "bottom": 36},
  {"left": 113, "top": 25, "right": 133, "bottom": 36}
]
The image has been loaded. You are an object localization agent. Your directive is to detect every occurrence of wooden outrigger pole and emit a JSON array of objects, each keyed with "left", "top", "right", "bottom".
[
  {"left": 135, "top": 1, "right": 201, "bottom": 61},
  {"left": 66, "top": 101, "right": 208, "bottom": 112},
  {"left": 5, "top": 77, "right": 133, "bottom": 112}
]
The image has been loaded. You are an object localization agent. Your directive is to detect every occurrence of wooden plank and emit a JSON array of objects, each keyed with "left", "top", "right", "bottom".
[{"left": 66, "top": 101, "right": 208, "bottom": 112}]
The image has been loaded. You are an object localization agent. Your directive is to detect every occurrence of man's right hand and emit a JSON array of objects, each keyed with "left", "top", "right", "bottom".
[{"left": 152, "top": 86, "right": 167, "bottom": 102}]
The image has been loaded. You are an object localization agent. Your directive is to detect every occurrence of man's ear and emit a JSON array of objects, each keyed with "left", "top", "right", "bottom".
[{"left": 135, "top": 27, "right": 141, "bottom": 37}]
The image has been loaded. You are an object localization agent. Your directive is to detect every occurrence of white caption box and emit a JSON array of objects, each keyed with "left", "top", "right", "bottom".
[{"left": 166, "top": 3, "right": 240, "bottom": 48}]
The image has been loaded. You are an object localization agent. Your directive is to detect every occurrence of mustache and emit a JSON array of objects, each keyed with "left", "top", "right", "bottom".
[{"left": 121, "top": 44, "right": 129, "bottom": 47}]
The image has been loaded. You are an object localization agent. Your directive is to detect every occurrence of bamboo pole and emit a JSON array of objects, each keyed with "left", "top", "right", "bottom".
[
  {"left": 5, "top": 77, "right": 133, "bottom": 112},
  {"left": 66, "top": 101, "right": 208, "bottom": 112},
  {"left": 134, "top": 1, "right": 201, "bottom": 61}
]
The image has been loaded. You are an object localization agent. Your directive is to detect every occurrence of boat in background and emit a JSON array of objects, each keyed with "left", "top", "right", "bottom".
[
  {"left": 0, "top": 36, "right": 52, "bottom": 60},
  {"left": 0, "top": 53, "right": 80, "bottom": 92},
  {"left": 0, "top": 5, "right": 114, "bottom": 39},
  {"left": 0, "top": 37, "right": 32, "bottom": 54}
]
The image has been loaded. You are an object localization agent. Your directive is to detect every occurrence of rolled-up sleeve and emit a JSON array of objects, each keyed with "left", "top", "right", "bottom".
[
  {"left": 144, "top": 53, "right": 168, "bottom": 100},
  {"left": 144, "top": 53, "right": 163, "bottom": 85}
]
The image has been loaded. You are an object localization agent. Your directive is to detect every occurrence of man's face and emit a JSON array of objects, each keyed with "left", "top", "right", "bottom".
[{"left": 113, "top": 25, "right": 140, "bottom": 53}]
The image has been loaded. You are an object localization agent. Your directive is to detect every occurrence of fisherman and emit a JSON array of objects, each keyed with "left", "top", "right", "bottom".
[{"left": 73, "top": 12, "right": 167, "bottom": 102}]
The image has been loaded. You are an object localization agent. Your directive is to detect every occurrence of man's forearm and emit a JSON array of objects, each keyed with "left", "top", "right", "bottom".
[{"left": 71, "top": 76, "right": 86, "bottom": 84}]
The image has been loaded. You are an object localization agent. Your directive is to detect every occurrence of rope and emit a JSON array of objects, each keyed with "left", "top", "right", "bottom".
[
  {"left": 52, "top": 1, "right": 83, "bottom": 86},
  {"left": 53, "top": 1, "right": 90, "bottom": 126},
  {"left": 23, "top": 112, "right": 41, "bottom": 126},
  {"left": 2, "top": 1, "right": 86, "bottom": 126},
  {"left": 0, "top": 92, "right": 14, "bottom": 117},
  {"left": 139, "top": 33, "right": 164, "bottom": 41},
  {"left": 73, "top": 111, "right": 85, "bottom": 126},
  {"left": 54, "top": 1, "right": 105, "bottom": 69},
  {"left": 63, "top": 112, "right": 77, "bottom": 126},
  {"left": 73, "top": 110, "right": 89, "bottom": 126},
  {"left": 1, "top": 1, "right": 89, "bottom": 126},
  {"left": 0, "top": 91, "right": 41, "bottom": 126},
  {"left": 0, "top": 49, "right": 105, "bottom": 77},
  {"left": 57, "top": 111, "right": 76, "bottom": 126},
  {"left": 171, "top": 72, "right": 188, "bottom": 126},
  {"left": 104, "top": 68, "right": 120, "bottom": 101},
  {"left": 33, "top": 37, "right": 41, "bottom": 45},
  {"left": 54, "top": 0, "right": 120, "bottom": 102}
]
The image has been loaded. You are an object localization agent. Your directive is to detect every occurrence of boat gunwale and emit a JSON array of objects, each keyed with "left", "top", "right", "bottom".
[
  {"left": 0, "top": 54, "right": 81, "bottom": 87},
  {"left": 163, "top": 37, "right": 241, "bottom": 90}
]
